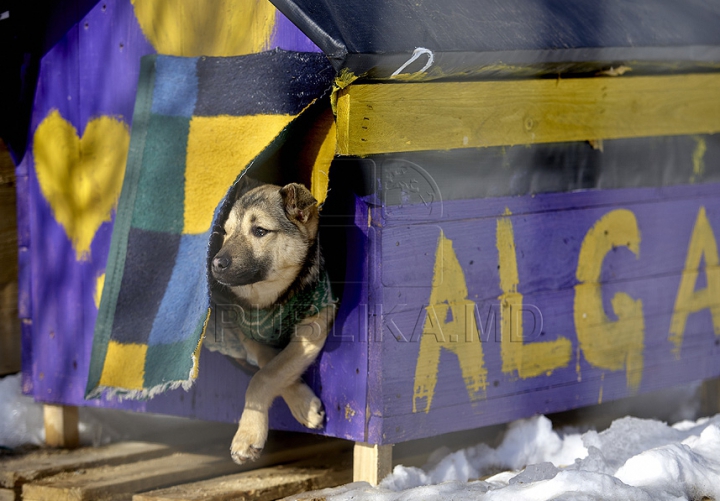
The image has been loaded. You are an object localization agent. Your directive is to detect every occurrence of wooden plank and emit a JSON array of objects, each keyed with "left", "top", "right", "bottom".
[
  {"left": 368, "top": 182, "right": 720, "bottom": 443},
  {"left": 22, "top": 452, "right": 240, "bottom": 501},
  {"left": 0, "top": 488, "right": 16, "bottom": 501},
  {"left": 0, "top": 282, "right": 20, "bottom": 376},
  {"left": 0, "top": 442, "right": 172, "bottom": 489},
  {"left": 700, "top": 377, "right": 720, "bottom": 417},
  {"left": 43, "top": 406, "right": 79, "bottom": 449},
  {"left": 133, "top": 452, "right": 352, "bottom": 501},
  {"left": 22, "top": 438, "right": 349, "bottom": 501},
  {"left": 0, "top": 140, "right": 19, "bottom": 376},
  {"left": 352, "top": 442, "right": 392, "bottom": 486},
  {"left": 0, "top": 139, "right": 17, "bottom": 285},
  {"left": 133, "top": 466, "right": 349, "bottom": 501},
  {"left": 336, "top": 73, "right": 720, "bottom": 155},
  {"left": 23, "top": 0, "right": 368, "bottom": 451}
]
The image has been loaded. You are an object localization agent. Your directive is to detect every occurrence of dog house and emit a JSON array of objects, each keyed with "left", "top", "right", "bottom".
[{"left": 11, "top": 0, "right": 720, "bottom": 483}]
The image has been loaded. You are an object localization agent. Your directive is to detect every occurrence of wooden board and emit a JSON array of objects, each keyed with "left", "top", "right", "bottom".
[
  {"left": 352, "top": 443, "right": 392, "bottom": 485},
  {"left": 0, "top": 140, "right": 17, "bottom": 285},
  {"left": 0, "top": 442, "right": 172, "bottom": 489},
  {"left": 0, "top": 139, "right": 19, "bottom": 376},
  {"left": 133, "top": 453, "right": 352, "bottom": 501},
  {"left": 43, "top": 405, "right": 79, "bottom": 449},
  {"left": 0, "top": 488, "right": 16, "bottom": 501},
  {"left": 336, "top": 74, "right": 720, "bottom": 155},
  {"left": 0, "top": 282, "right": 21, "bottom": 376},
  {"left": 17, "top": 0, "right": 720, "bottom": 456},
  {"left": 133, "top": 465, "right": 350, "bottom": 501},
  {"left": 20, "top": 436, "right": 349, "bottom": 501},
  {"left": 19, "top": 0, "right": 368, "bottom": 445},
  {"left": 366, "top": 182, "right": 720, "bottom": 443},
  {"left": 22, "top": 452, "right": 241, "bottom": 501}
]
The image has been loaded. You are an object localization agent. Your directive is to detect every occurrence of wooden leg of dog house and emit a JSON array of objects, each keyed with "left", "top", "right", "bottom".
[
  {"left": 700, "top": 377, "right": 720, "bottom": 417},
  {"left": 44, "top": 404, "right": 79, "bottom": 448},
  {"left": 353, "top": 442, "right": 393, "bottom": 485}
]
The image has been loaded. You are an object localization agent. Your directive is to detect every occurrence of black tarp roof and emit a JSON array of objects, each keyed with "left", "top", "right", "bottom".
[
  {"left": 271, "top": 0, "right": 720, "bottom": 79},
  {"left": 3, "top": 0, "right": 720, "bottom": 159}
]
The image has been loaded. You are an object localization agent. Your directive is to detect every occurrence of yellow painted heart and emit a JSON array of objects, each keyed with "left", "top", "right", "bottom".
[
  {"left": 33, "top": 110, "right": 129, "bottom": 260},
  {"left": 132, "top": 0, "right": 276, "bottom": 56}
]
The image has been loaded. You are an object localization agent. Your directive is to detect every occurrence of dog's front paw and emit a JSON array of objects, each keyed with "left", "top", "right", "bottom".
[
  {"left": 230, "top": 409, "right": 268, "bottom": 464},
  {"left": 230, "top": 442, "right": 262, "bottom": 464},
  {"left": 303, "top": 395, "right": 325, "bottom": 429},
  {"left": 284, "top": 383, "right": 325, "bottom": 429}
]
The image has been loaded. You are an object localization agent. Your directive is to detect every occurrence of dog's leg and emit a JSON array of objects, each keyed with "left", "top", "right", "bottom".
[
  {"left": 238, "top": 335, "right": 325, "bottom": 429},
  {"left": 230, "top": 305, "right": 333, "bottom": 464},
  {"left": 281, "top": 381, "right": 325, "bottom": 429}
]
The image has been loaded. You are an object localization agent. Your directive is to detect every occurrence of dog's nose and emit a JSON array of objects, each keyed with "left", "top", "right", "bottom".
[{"left": 212, "top": 255, "right": 230, "bottom": 272}]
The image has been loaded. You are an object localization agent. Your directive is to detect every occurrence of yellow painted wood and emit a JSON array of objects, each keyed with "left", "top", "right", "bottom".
[
  {"left": 131, "top": 0, "right": 276, "bottom": 57},
  {"left": 336, "top": 73, "right": 720, "bottom": 156},
  {"left": 33, "top": 111, "right": 129, "bottom": 260},
  {"left": 413, "top": 232, "right": 488, "bottom": 415}
]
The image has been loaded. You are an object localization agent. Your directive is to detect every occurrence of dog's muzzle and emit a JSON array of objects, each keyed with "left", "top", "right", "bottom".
[
  {"left": 212, "top": 255, "right": 230, "bottom": 273},
  {"left": 211, "top": 252, "right": 267, "bottom": 286}
]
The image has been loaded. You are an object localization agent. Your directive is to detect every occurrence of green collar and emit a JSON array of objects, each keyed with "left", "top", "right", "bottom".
[{"left": 237, "top": 271, "right": 335, "bottom": 348}]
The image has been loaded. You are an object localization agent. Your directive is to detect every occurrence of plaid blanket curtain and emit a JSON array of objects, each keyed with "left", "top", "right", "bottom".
[{"left": 86, "top": 50, "right": 335, "bottom": 399}]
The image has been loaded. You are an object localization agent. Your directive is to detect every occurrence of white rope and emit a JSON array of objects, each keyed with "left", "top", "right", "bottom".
[{"left": 391, "top": 47, "right": 435, "bottom": 78}]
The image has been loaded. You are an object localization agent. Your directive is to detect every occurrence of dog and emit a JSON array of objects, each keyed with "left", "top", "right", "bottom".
[{"left": 207, "top": 181, "right": 336, "bottom": 464}]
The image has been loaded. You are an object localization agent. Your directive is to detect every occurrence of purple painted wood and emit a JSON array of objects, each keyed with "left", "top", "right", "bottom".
[
  {"left": 25, "top": 0, "right": 154, "bottom": 412},
  {"left": 14, "top": 173, "right": 30, "bottom": 249},
  {"left": 271, "top": 10, "right": 322, "bottom": 53},
  {"left": 22, "top": 0, "right": 720, "bottom": 448},
  {"left": 21, "top": 0, "right": 369, "bottom": 441},
  {"left": 368, "top": 183, "right": 720, "bottom": 443},
  {"left": 16, "top": 239, "right": 31, "bottom": 321}
]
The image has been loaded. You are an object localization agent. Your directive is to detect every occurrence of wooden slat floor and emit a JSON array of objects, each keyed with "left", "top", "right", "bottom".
[{"left": 0, "top": 436, "right": 351, "bottom": 501}]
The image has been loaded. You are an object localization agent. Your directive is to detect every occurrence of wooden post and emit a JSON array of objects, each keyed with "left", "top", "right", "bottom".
[
  {"left": 353, "top": 442, "right": 392, "bottom": 486},
  {"left": 700, "top": 377, "right": 720, "bottom": 417},
  {"left": 0, "top": 140, "right": 20, "bottom": 377},
  {"left": 43, "top": 405, "right": 79, "bottom": 449}
]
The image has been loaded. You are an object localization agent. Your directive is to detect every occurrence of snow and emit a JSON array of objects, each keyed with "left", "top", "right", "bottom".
[
  {"left": 0, "top": 374, "right": 237, "bottom": 449},
  {"left": 302, "top": 414, "right": 720, "bottom": 500},
  {"left": 0, "top": 374, "right": 44, "bottom": 448},
  {"left": 4, "top": 373, "right": 720, "bottom": 500}
]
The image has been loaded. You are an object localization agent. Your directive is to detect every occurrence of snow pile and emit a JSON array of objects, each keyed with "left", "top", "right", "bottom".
[
  {"left": 0, "top": 374, "right": 238, "bottom": 449},
  {"left": 381, "top": 416, "right": 586, "bottom": 491},
  {"left": 310, "top": 414, "right": 720, "bottom": 501},
  {"left": 0, "top": 374, "right": 44, "bottom": 448}
]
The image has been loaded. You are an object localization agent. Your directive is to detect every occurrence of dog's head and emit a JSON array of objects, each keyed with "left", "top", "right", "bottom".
[{"left": 211, "top": 183, "right": 319, "bottom": 288}]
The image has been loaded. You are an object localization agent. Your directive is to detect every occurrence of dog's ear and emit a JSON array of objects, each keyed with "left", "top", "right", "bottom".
[{"left": 279, "top": 183, "right": 318, "bottom": 224}]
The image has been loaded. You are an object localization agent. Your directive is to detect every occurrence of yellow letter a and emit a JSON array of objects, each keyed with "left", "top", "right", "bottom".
[
  {"left": 669, "top": 207, "right": 720, "bottom": 356},
  {"left": 412, "top": 232, "right": 487, "bottom": 414}
]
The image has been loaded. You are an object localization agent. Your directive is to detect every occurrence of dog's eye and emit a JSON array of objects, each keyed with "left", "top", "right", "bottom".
[{"left": 252, "top": 226, "right": 269, "bottom": 238}]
